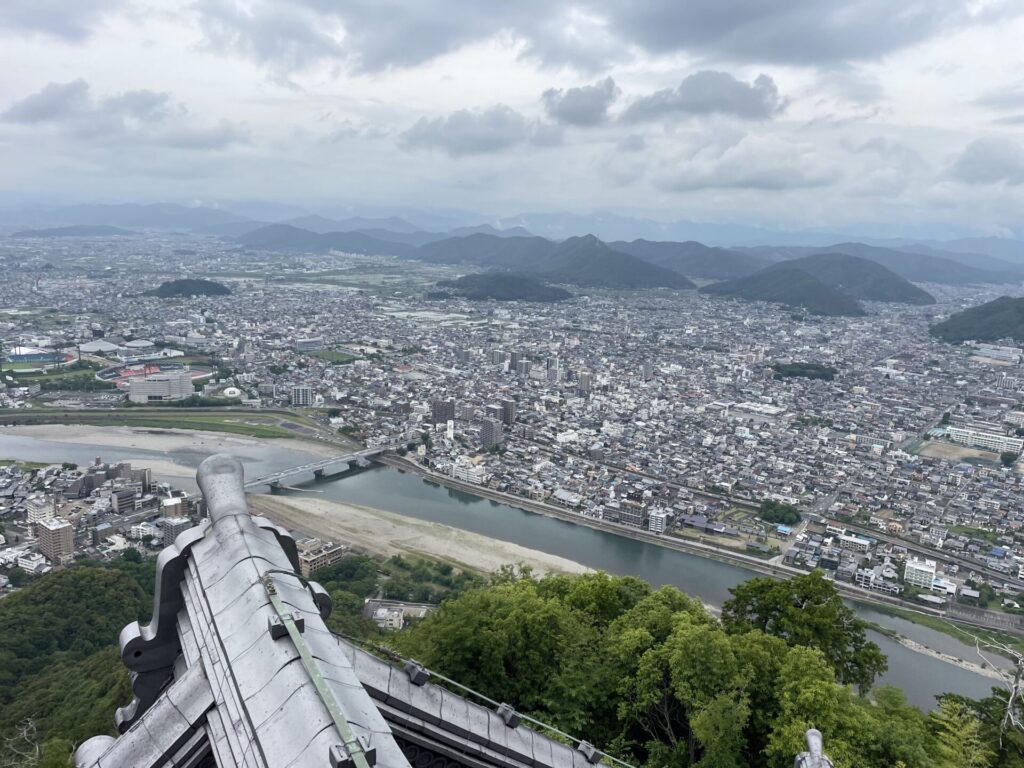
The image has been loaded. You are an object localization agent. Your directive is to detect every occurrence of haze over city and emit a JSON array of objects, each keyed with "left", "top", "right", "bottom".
[
  {"left": 8, "top": 4, "right": 1024, "bottom": 768},
  {"left": 2, "top": 1, "right": 1024, "bottom": 240}
]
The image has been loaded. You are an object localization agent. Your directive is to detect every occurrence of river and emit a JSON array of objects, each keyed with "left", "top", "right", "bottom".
[{"left": 0, "top": 430, "right": 1010, "bottom": 708}]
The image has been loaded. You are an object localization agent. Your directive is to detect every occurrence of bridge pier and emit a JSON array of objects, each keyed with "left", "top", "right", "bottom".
[
  {"left": 268, "top": 481, "right": 283, "bottom": 494},
  {"left": 313, "top": 468, "right": 325, "bottom": 482}
]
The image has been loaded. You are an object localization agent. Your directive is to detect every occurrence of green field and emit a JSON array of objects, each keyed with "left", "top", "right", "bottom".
[
  {"left": 0, "top": 408, "right": 322, "bottom": 440},
  {"left": 310, "top": 349, "right": 357, "bottom": 364}
]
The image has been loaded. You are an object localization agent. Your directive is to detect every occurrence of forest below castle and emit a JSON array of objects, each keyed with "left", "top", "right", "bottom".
[{"left": 1, "top": 554, "right": 1021, "bottom": 768}]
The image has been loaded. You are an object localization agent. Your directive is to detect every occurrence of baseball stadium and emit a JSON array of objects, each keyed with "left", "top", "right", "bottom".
[{"left": 95, "top": 361, "right": 214, "bottom": 389}]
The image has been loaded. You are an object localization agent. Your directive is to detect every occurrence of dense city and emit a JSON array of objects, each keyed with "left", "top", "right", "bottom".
[{"left": 3, "top": 231, "right": 1024, "bottom": 637}]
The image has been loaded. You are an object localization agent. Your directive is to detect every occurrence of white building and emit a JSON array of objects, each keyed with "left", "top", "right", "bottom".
[
  {"left": 904, "top": 557, "right": 937, "bottom": 589},
  {"left": 127, "top": 369, "right": 194, "bottom": 403},
  {"left": 17, "top": 551, "right": 50, "bottom": 574},
  {"left": 837, "top": 533, "right": 871, "bottom": 552},
  {"left": 946, "top": 426, "right": 1024, "bottom": 454},
  {"left": 649, "top": 509, "right": 670, "bottom": 534},
  {"left": 452, "top": 461, "right": 488, "bottom": 485}
]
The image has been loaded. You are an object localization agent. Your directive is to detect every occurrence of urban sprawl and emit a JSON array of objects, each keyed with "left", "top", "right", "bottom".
[{"left": 4, "top": 233, "right": 1024, "bottom": 631}]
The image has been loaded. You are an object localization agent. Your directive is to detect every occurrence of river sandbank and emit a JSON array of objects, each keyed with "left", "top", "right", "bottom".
[
  {"left": 894, "top": 636, "right": 1007, "bottom": 681},
  {"left": 0, "top": 424, "right": 339, "bottom": 477},
  {"left": 250, "top": 494, "right": 592, "bottom": 578}
]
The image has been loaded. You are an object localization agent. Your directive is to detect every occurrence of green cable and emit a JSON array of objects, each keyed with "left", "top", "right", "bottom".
[{"left": 263, "top": 574, "right": 372, "bottom": 768}]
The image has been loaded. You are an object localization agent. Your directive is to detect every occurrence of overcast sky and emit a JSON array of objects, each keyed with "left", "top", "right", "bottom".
[{"left": 2, "top": 0, "right": 1024, "bottom": 236}]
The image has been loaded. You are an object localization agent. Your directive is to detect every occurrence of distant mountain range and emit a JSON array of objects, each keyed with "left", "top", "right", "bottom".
[
  {"left": 434, "top": 273, "right": 571, "bottom": 302},
  {"left": 608, "top": 239, "right": 766, "bottom": 280},
  {"left": 739, "top": 242, "right": 1021, "bottom": 284},
  {"left": 699, "top": 267, "right": 867, "bottom": 317},
  {"left": 237, "top": 224, "right": 414, "bottom": 257},
  {"left": 414, "top": 233, "right": 693, "bottom": 289},
  {"left": 0, "top": 203, "right": 246, "bottom": 231},
  {"left": 11, "top": 224, "right": 137, "bottom": 238},
  {"left": 930, "top": 296, "right": 1024, "bottom": 343},
  {"left": 2, "top": 202, "right": 1022, "bottom": 297}
]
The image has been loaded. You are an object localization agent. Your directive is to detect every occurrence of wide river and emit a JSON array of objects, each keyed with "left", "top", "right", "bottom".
[{"left": 0, "top": 431, "right": 1009, "bottom": 709}]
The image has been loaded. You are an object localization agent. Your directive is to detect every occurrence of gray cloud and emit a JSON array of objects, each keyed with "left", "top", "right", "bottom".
[
  {"left": 974, "top": 84, "right": 1024, "bottom": 111},
  {"left": 0, "top": 0, "right": 121, "bottom": 40},
  {"left": 604, "top": 0, "right": 990, "bottom": 66},
  {"left": 191, "top": 0, "right": 1014, "bottom": 74},
  {"left": 2, "top": 80, "right": 91, "bottom": 123},
  {"left": 542, "top": 77, "right": 618, "bottom": 126},
  {"left": 196, "top": 0, "right": 345, "bottom": 74},
  {"left": 2, "top": 80, "right": 245, "bottom": 151},
  {"left": 656, "top": 136, "right": 838, "bottom": 192},
  {"left": 951, "top": 138, "right": 1024, "bottom": 185},
  {"left": 617, "top": 135, "right": 646, "bottom": 152},
  {"left": 400, "top": 105, "right": 533, "bottom": 156},
  {"left": 624, "top": 71, "right": 785, "bottom": 122}
]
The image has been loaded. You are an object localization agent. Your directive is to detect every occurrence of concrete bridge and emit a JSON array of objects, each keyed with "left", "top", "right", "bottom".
[{"left": 244, "top": 446, "right": 390, "bottom": 491}]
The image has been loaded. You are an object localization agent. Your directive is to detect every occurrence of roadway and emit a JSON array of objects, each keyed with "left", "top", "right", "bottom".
[
  {"left": 517, "top": 435, "right": 1024, "bottom": 591},
  {"left": 243, "top": 446, "right": 388, "bottom": 488}
]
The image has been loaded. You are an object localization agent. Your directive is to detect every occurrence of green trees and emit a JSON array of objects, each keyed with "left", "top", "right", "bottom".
[
  {"left": 721, "top": 571, "right": 887, "bottom": 690},
  {"left": 397, "top": 570, "right": 952, "bottom": 768},
  {"left": 931, "top": 698, "right": 995, "bottom": 768},
  {"left": 757, "top": 500, "right": 801, "bottom": 526},
  {"left": 0, "top": 556, "right": 153, "bottom": 760}
]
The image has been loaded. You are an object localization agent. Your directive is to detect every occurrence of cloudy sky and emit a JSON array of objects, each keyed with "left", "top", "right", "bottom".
[{"left": 2, "top": 0, "right": 1024, "bottom": 236}]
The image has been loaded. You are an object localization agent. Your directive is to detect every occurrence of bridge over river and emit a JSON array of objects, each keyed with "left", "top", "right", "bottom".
[{"left": 243, "top": 446, "right": 389, "bottom": 491}]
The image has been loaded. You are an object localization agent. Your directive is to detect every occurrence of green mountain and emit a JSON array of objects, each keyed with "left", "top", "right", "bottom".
[
  {"left": 145, "top": 278, "right": 231, "bottom": 298},
  {"left": 435, "top": 273, "right": 571, "bottom": 302},
  {"left": 415, "top": 233, "right": 693, "bottom": 289},
  {"left": 11, "top": 225, "right": 137, "bottom": 238},
  {"left": 930, "top": 296, "right": 1024, "bottom": 343},
  {"left": 699, "top": 267, "right": 866, "bottom": 316},
  {"left": 415, "top": 233, "right": 556, "bottom": 267},
  {"left": 237, "top": 224, "right": 413, "bottom": 256},
  {"left": 764, "top": 253, "right": 935, "bottom": 305},
  {"left": 609, "top": 239, "right": 766, "bottom": 279},
  {"left": 539, "top": 235, "right": 694, "bottom": 289},
  {"left": 741, "top": 242, "right": 1014, "bottom": 284}
]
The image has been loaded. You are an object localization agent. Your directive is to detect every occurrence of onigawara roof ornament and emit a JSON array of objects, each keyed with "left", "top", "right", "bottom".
[
  {"left": 794, "top": 729, "right": 834, "bottom": 768},
  {"left": 74, "top": 454, "right": 607, "bottom": 768}
]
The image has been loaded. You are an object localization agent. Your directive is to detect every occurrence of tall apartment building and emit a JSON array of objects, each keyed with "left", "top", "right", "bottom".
[
  {"left": 127, "top": 369, "right": 194, "bottom": 403},
  {"left": 161, "top": 496, "right": 188, "bottom": 518},
  {"left": 480, "top": 418, "right": 503, "bottom": 449},
  {"left": 162, "top": 517, "right": 192, "bottom": 546},
  {"left": 430, "top": 398, "right": 456, "bottom": 425},
  {"left": 648, "top": 509, "right": 669, "bottom": 534},
  {"left": 295, "top": 537, "right": 348, "bottom": 578},
  {"left": 37, "top": 518, "right": 74, "bottom": 566},
  {"left": 904, "top": 557, "right": 937, "bottom": 589},
  {"left": 500, "top": 398, "right": 516, "bottom": 426},
  {"left": 290, "top": 386, "right": 313, "bottom": 407}
]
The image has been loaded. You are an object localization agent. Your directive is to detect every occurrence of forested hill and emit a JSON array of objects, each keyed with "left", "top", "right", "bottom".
[
  {"left": 763, "top": 253, "right": 936, "bottom": 305},
  {"left": 1, "top": 561, "right": 1018, "bottom": 767},
  {"left": 699, "top": 267, "right": 867, "bottom": 316},
  {"left": 931, "top": 296, "right": 1024, "bottom": 343}
]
